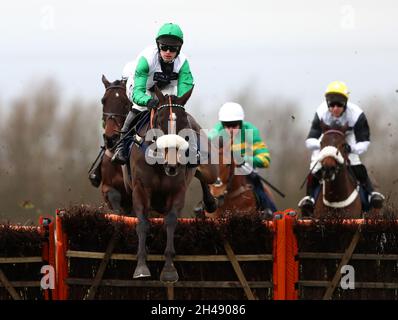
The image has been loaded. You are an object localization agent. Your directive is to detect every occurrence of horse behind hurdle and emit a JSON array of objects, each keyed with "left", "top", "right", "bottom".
[
  {"left": 205, "top": 136, "right": 276, "bottom": 219},
  {"left": 99, "top": 75, "right": 132, "bottom": 214},
  {"left": 313, "top": 121, "right": 362, "bottom": 218}
]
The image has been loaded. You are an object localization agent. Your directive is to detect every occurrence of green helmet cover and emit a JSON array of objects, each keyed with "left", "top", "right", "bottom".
[{"left": 156, "top": 23, "right": 184, "bottom": 43}]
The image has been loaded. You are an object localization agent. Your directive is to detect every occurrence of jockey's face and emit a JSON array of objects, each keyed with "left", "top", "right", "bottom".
[
  {"left": 326, "top": 93, "right": 347, "bottom": 118},
  {"left": 159, "top": 45, "right": 179, "bottom": 63},
  {"left": 222, "top": 121, "right": 241, "bottom": 137},
  {"left": 328, "top": 104, "right": 345, "bottom": 117}
]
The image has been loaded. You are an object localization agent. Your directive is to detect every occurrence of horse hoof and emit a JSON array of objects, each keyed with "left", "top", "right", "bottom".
[
  {"left": 194, "top": 206, "right": 205, "bottom": 219},
  {"left": 133, "top": 265, "right": 151, "bottom": 278},
  {"left": 259, "top": 209, "right": 273, "bottom": 220},
  {"left": 204, "top": 198, "right": 218, "bottom": 213},
  {"left": 160, "top": 266, "right": 179, "bottom": 283}
]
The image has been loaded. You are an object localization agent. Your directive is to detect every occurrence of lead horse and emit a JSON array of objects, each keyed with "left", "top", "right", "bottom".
[
  {"left": 313, "top": 122, "right": 362, "bottom": 218},
  {"left": 131, "top": 87, "right": 217, "bottom": 282}
]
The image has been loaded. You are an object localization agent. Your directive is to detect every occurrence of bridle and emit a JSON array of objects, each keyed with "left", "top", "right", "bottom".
[
  {"left": 212, "top": 141, "right": 253, "bottom": 204},
  {"left": 101, "top": 84, "right": 131, "bottom": 151},
  {"left": 102, "top": 84, "right": 130, "bottom": 130},
  {"left": 320, "top": 129, "right": 359, "bottom": 207},
  {"left": 150, "top": 96, "right": 186, "bottom": 130},
  {"left": 320, "top": 129, "right": 348, "bottom": 178}
]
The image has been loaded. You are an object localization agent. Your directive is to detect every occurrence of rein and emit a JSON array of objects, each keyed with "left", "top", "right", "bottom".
[
  {"left": 215, "top": 139, "right": 252, "bottom": 200},
  {"left": 150, "top": 99, "right": 185, "bottom": 130},
  {"left": 323, "top": 129, "right": 346, "bottom": 137}
]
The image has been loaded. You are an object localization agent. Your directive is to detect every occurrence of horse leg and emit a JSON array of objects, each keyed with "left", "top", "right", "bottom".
[
  {"left": 106, "top": 187, "right": 122, "bottom": 213},
  {"left": 160, "top": 210, "right": 179, "bottom": 283},
  {"left": 133, "top": 212, "right": 151, "bottom": 278},
  {"left": 195, "top": 170, "right": 218, "bottom": 213},
  {"left": 133, "top": 184, "right": 151, "bottom": 278}
]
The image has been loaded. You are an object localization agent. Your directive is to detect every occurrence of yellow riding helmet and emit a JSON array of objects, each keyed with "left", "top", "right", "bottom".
[{"left": 325, "top": 81, "right": 350, "bottom": 99}]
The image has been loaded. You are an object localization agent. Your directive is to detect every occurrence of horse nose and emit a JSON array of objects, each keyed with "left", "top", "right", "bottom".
[
  {"left": 164, "top": 163, "right": 178, "bottom": 176},
  {"left": 322, "top": 157, "right": 337, "bottom": 169}
]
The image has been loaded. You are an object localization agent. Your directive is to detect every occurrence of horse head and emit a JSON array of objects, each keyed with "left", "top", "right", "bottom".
[
  {"left": 319, "top": 120, "right": 349, "bottom": 181},
  {"left": 101, "top": 75, "right": 131, "bottom": 149},
  {"left": 151, "top": 86, "right": 194, "bottom": 177},
  {"left": 211, "top": 136, "right": 234, "bottom": 188}
]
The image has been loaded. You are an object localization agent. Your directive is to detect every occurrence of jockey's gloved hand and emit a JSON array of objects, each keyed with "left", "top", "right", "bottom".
[
  {"left": 147, "top": 98, "right": 159, "bottom": 110},
  {"left": 343, "top": 143, "right": 351, "bottom": 154},
  {"left": 237, "top": 161, "right": 254, "bottom": 176}
]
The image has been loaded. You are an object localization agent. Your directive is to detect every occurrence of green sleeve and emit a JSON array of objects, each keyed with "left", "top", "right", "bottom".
[
  {"left": 245, "top": 124, "right": 271, "bottom": 168},
  {"left": 208, "top": 122, "right": 224, "bottom": 140},
  {"left": 132, "top": 56, "right": 152, "bottom": 106},
  {"left": 177, "top": 60, "right": 194, "bottom": 96},
  {"left": 253, "top": 126, "right": 271, "bottom": 168}
]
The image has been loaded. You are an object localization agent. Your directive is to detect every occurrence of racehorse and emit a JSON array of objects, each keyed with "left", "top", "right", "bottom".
[
  {"left": 313, "top": 121, "right": 362, "bottom": 218},
  {"left": 100, "top": 75, "right": 132, "bottom": 214},
  {"left": 131, "top": 86, "right": 217, "bottom": 283},
  {"left": 206, "top": 136, "right": 275, "bottom": 219}
]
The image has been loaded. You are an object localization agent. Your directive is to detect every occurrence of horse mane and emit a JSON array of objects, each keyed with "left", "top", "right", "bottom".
[
  {"left": 329, "top": 120, "right": 347, "bottom": 131},
  {"left": 110, "top": 79, "right": 125, "bottom": 87},
  {"left": 321, "top": 119, "right": 349, "bottom": 135}
]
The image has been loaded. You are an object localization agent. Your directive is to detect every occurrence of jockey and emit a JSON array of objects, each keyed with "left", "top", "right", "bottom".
[
  {"left": 208, "top": 102, "right": 277, "bottom": 215},
  {"left": 298, "top": 81, "right": 385, "bottom": 214},
  {"left": 111, "top": 22, "right": 194, "bottom": 165}
]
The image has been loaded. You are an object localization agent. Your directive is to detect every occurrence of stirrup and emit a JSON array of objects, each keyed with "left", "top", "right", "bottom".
[
  {"left": 111, "top": 149, "right": 127, "bottom": 165},
  {"left": 298, "top": 196, "right": 315, "bottom": 208},
  {"left": 259, "top": 208, "right": 273, "bottom": 220},
  {"left": 369, "top": 192, "right": 385, "bottom": 209},
  {"left": 89, "top": 173, "right": 101, "bottom": 188}
]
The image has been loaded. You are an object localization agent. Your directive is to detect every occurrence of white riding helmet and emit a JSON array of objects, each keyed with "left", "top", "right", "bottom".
[{"left": 218, "top": 102, "right": 245, "bottom": 122}]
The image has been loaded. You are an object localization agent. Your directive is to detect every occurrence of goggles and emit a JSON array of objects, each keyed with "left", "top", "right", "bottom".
[{"left": 159, "top": 44, "right": 179, "bottom": 53}]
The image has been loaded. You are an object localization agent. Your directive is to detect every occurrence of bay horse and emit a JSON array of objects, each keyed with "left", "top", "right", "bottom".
[
  {"left": 313, "top": 121, "right": 362, "bottom": 218},
  {"left": 131, "top": 86, "right": 217, "bottom": 283},
  {"left": 100, "top": 75, "right": 132, "bottom": 214},
  {"left": 206, "top": 136, "right": 275, "bottom": 219}
]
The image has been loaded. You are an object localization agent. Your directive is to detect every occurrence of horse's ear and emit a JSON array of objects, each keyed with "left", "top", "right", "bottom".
[
  {"left": 153, "top": 85, "right": 165, "bottom": 102},
  {"left": 177, "top": 86, "right": 194, "bottom": 106},
  {"left": 320, "top": 120, "right": 330, "bottom": 132},
  {"left": 341, "top": 123, "right": 349, "bottom": 133},
  {"left": 102, "top": 74, "right": 110, "bottom": 88}
]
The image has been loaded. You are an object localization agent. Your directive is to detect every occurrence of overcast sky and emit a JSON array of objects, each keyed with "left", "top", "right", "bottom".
[{"left": 1, "top": 0, "right": 398, "bottom": 117}]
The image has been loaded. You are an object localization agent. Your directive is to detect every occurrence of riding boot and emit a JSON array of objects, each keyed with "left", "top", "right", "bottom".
[
  {"left": 298, "top": 174, "right": 320, "bottom": 214},
  {"left": 111, "top": 110, "right": 136, "bottom": 165},
  {"left": 351, "top": 165, "right": 385, "bottom": 209},
  {"left": 88, "top": 147, "right": 105, "bottom": 188},
  {"left": 247, "top": 172, "right": 277, "bottom": 217}
]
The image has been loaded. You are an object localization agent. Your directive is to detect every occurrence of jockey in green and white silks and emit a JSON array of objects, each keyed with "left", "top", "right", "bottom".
[
  {"left": 112, "top": 22, "right": 194, "bottom": 165},
  {"left": 125, "top": 46, "right": 193, "bottom": 112},
  {"left": 208, "top": 102, "right": 276, "bottom": 215}
]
